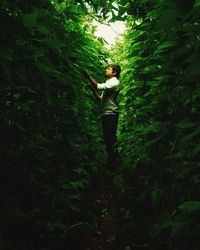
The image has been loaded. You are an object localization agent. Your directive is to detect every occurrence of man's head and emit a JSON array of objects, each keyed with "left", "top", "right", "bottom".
[{"left": 105, "top": 64, "right": 121, "bottom": 79}]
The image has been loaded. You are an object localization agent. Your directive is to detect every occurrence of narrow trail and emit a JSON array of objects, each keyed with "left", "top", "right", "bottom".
[
  {"left": 49, "top": 165, "right": 136, "bottom": 250},
  {"left": 82, "top": 167, "right": 148, "bottom": 250},
  {"left": 84, "top": 168, "right": 132, "bottom": 250},
  {"left": 85, "top": 171, "right": 118, "bottom": 250},
  {"left": 53, "top": 167, "right": 147, "bottom": 250}
]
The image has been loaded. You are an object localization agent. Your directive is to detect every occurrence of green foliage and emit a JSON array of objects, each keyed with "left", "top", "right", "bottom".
[
  {"left": 179, "top": 201, "right": 200, "bottom": 213},
  {"left": 1, "top": 0, "right": 200, "bottom": 249},
  {"left": 0, "top": 0, "right": 108, "bottom": 249},
  {"left": 112, "top": 0, "right": 200, "bottom": 249}
]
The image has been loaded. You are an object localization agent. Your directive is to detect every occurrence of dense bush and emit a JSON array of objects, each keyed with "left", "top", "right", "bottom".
[
  {"left": 1, "top": 0, "right": 199, "bottom": 249},
  {"left": 0, "top": 0, "right": 108, "bottom": 249},
  {"left": 113, "top": 0, "right": 200, "bottom": 249}
]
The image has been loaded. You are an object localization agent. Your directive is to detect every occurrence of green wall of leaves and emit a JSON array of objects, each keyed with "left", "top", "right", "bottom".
[
  {"left": 113, "top": 0, "right": 200, "bottom": 249},
  {"left": 1, "top": 0, "right": 107, "bottom": 249},
  {"left": 1, "top": 0, "right": 200, "bottom": 249}
]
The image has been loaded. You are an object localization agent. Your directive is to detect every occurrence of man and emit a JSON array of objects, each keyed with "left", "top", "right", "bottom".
[{"left": 83, "top": 64, "right": 121, "bottom": 170}]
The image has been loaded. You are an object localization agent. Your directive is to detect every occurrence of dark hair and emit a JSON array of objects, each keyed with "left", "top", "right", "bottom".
[{"left": 110, "top": 64, "right": 121, "bottom": 78}]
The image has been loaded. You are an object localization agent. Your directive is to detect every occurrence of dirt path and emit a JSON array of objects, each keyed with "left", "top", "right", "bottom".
[
  {"left": 83, "top": 166, "right": 133, "bottom": 250},
  {"left": 83, "top": 168, "right": 148, "bottom": 250}
]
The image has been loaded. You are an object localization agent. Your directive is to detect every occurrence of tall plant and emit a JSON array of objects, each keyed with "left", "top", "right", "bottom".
[{"left": 112, "top": 0, "right": 200, "bottom": 249}]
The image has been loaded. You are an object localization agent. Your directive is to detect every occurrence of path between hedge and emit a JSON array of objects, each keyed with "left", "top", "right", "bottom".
[
  {"left": 63, "top": 167, "right": 148, "bottom": 250},
  {"left": 84, "top": 169, "right": 132, "bottom": 250}
]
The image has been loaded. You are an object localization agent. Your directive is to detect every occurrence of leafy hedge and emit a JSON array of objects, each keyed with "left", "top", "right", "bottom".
[
  {"left": 113, "top": 0, "right": 200, "bottom": 249},
  {"left": 1, "top": 0, "right": 200, "bottom": 249},
  {"left": 0, "top": 0, "right": 108, "bottom": 249}
]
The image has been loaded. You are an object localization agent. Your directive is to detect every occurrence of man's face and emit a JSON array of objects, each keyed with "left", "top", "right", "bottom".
[{"left": 105, "top": 67, "right": 115, "bottom": 77}]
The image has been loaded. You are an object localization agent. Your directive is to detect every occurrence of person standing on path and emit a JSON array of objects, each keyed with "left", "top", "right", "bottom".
[{"left": 82, "top": 64, "right": 121, "bottom": 170}]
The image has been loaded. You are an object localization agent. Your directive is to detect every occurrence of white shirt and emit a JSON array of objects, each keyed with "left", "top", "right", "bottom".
[
  {"left": 97, "top": 77, "right": 120, "bottom": 91},
  {"left": 97, "top": 77, "right": 120, "bottom": 117}
]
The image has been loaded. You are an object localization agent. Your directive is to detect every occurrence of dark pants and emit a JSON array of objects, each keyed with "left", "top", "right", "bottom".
[{"left": 101, "top": 114, "right": 119, "bottom": 169}]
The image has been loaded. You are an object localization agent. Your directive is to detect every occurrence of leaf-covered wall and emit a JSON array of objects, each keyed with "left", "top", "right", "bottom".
[
  {"left": 0, "top": 0, "right": 199, "bottom": 249},
  {"left": 1, "top": 0, "right": 107, "bottom": 249},
  {"left": 112, "top": 1, "right": 200, "bottom": 249}
]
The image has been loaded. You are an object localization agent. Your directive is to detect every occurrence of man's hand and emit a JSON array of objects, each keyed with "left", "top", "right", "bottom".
[{"left": 81, "top": 69, "right": 98, "bottom": 90}]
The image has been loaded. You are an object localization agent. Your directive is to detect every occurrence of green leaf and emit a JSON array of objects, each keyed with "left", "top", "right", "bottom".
[
  {"left": 179, "top": 201, "right": 200, "bottom": 213},
  {"left": 47, "top": 221, "right": 66, "bottom": 231},
  {"left": 34, "top": 62, "right": 62, "bottom": 76},
  {"left": 192, "top": 143, "right": 200, "bottom": 156},
  {"left": 176, "top": 120, "right": 198, "bottom": 129},
  {"left": 47, "top": 38, "right": 66, "bottom": 49},
  {"left": 68, "top": 204, "right": 81, "bottom": 213},
  {"left": 156, "top": 8, "right": 180, "bottom": 29},
  {"left": 149, "top": 212, "right": 172, "bottom": 237},
  {"left": 37, "top": 25, "right": 51, "bottom": 35},
  {"left": 143, "top": 64, "right": 158, "bottom": 73},
  {"left": 164, "top": 152, "right": 184, "bottom": 160},
  {"left": 23, "top": 11, "right": 38, "bottom": 27},
  {"left": 133, "top": 97, "right": 143, "bottom": 105},
  {"left": 154, "top": 41, "right": 176, "bottom": 54},
  {"left": 178, "top": 126, "right": 200, "bottom": 147}
]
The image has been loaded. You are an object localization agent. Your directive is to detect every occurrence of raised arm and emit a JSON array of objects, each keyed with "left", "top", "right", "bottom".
[
  {"left": 82, "top": 70, "right": 98, "bottom": 90},
  {"left": 82, "top": 70, "right": 102, "bottom": 102},
  {"left": 88, "top": 84, "right": 102, "bottom": 102}
]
